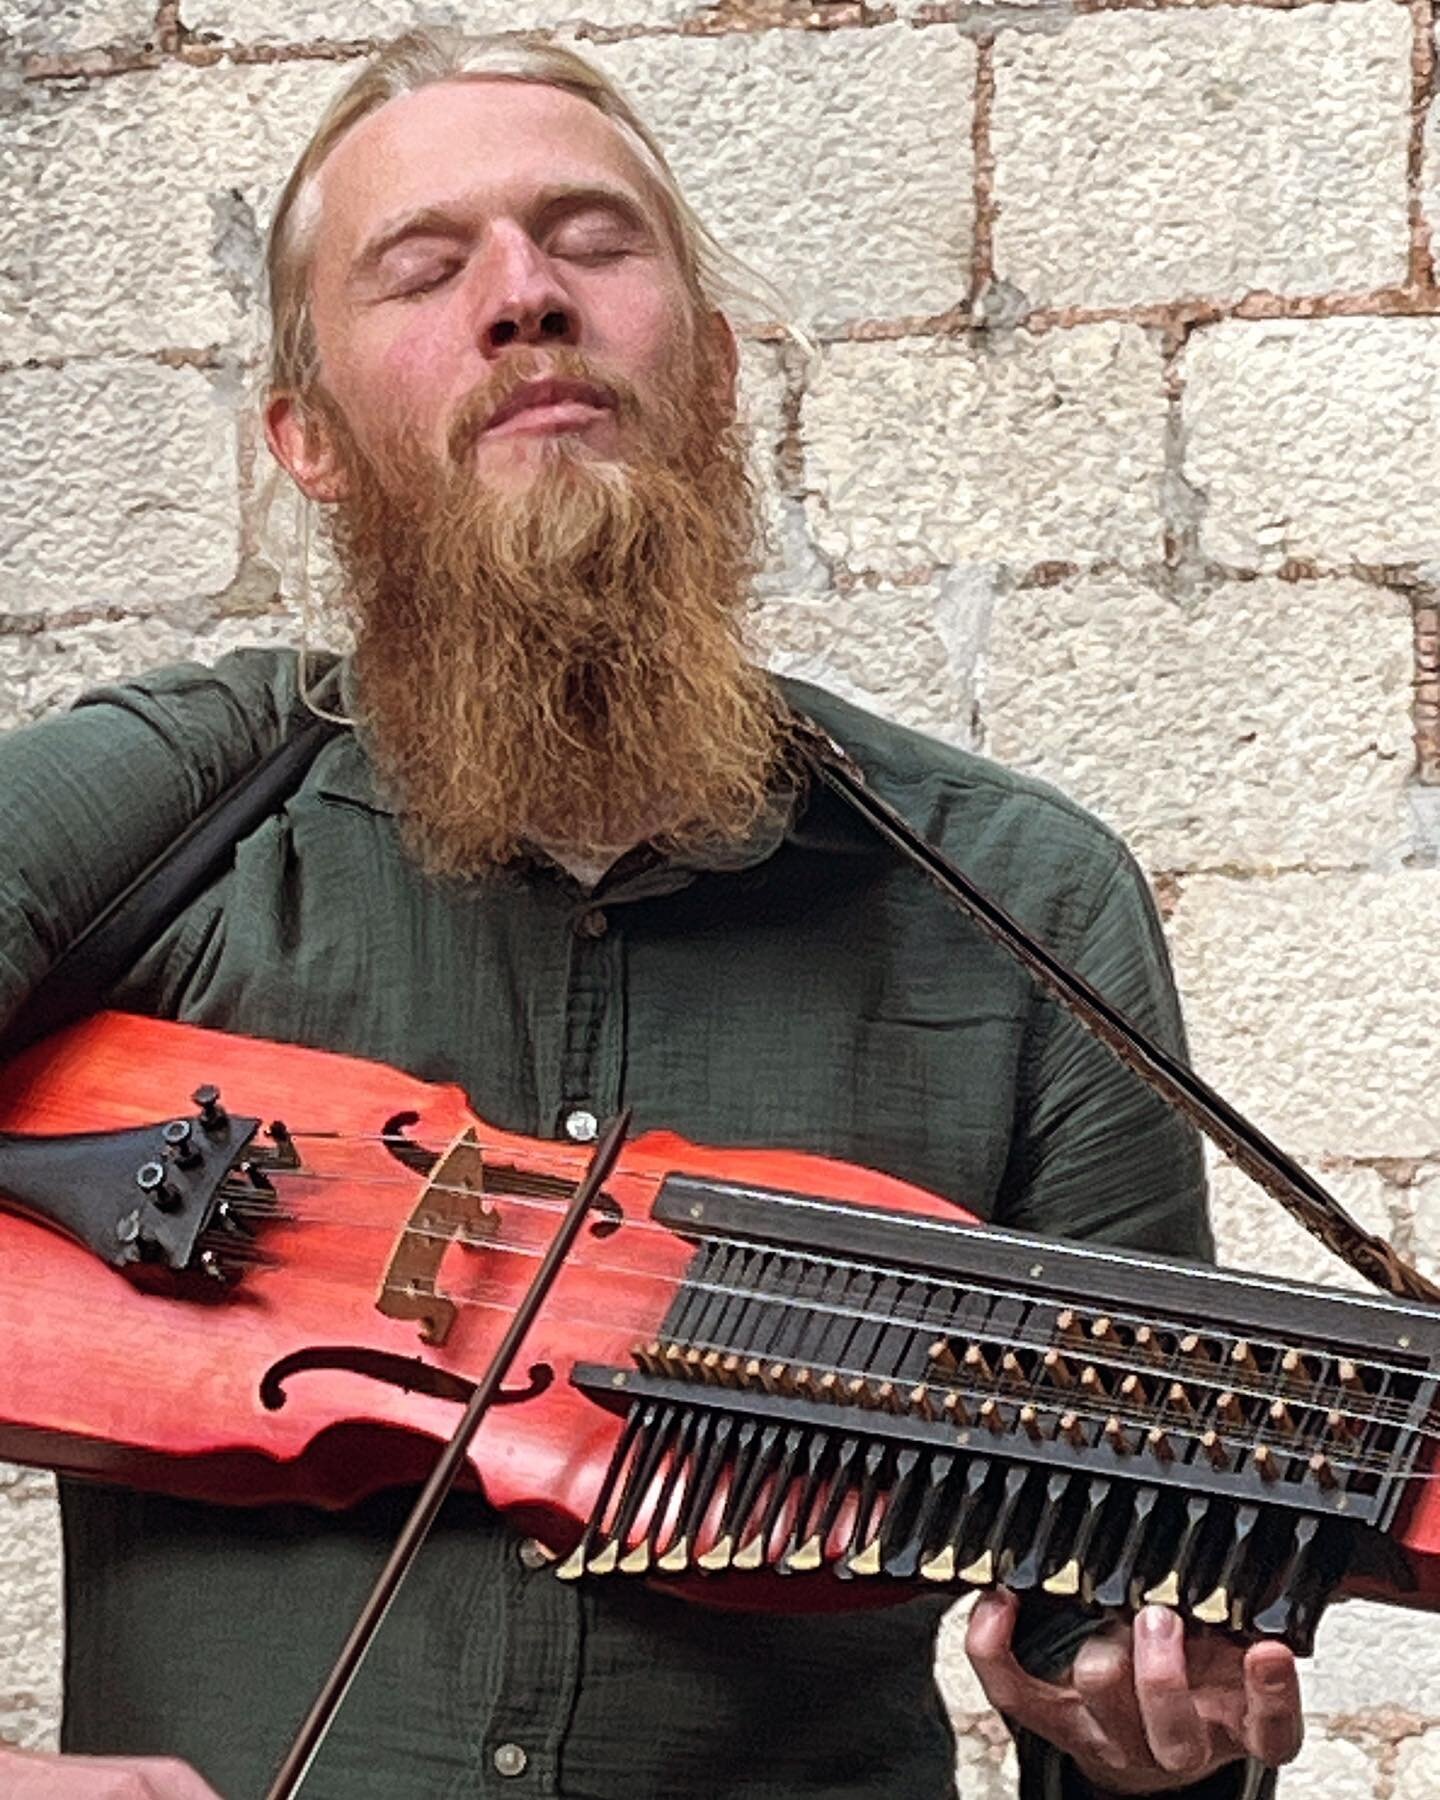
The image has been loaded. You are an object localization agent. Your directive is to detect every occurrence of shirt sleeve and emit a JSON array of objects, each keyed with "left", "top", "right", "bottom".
[
  {"left": 0, "top": 651, "right": 299, "bottom": 1038},
  {"left": 990, "top": 844, "right": 1270, "bottom": 1800}
]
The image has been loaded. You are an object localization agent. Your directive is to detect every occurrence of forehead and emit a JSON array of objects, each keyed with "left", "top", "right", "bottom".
[{"left": 310, "top": 78, "right": 659, "bottom": 268}]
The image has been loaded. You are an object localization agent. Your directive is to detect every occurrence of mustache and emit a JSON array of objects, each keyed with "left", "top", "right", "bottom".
[{"left": 444, "top": 348, "right": 645, "bottom": 466}]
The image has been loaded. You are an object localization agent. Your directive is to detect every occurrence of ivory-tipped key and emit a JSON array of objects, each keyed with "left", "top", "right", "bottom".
[
  {"left": 1229, "top": 1340, "right": 1259, "bottom": 1377},
  {"left": 920, "top": 1545, "right": 957, "bottom": 1583},
  {"left": 964, "top": 1344, "right": 995, "bottom": 1384},
  {"left": 1280, "top": 1348, "right": 1314, "bottom": 1387},
  {"left": 1020, "top": 1405, "right": 1043, "bottom": 1440},
  {"left": 1192, "top": 1584, "right": 1231, "bottom": 1626},
  {"left": 1134, "top": 1324, "right": 1164, "bottom": 1363},
  {"left": 941, "top": 1390, "right": 971, "bottom": 1427},
  {"left": 979, "top": 1398, "right": 1006, "bottom": 1435},
  {"left": 1118, "top": 1372, "right": 1149, "bottom": 1408},
  {"left": 618, "top": 1542, "right": 652, "bottom": 1575},
  {"left": 928, "top": 1338, "right": 959, "bottom": 1373},
  {"left": 1058, "top": 1411, "right": 1087, "bottom": 1448},
  {"left": 1056, "top": 1308, "right": 1085, "bottom": 1343},
  {"left": 1308, "top": 1452, "right": 1339, "bottom": 1491},
  {"left": 1000, "top": 1351, "right": 1027, "bottom": 1389},
  {"left": 1146, "top": 1426, "right": 1175, "bottom": 1463},
  {"left": 1079, "top": 1365, "right": 1106, "bottom": 1398},
  {"left": 1090, "top": 1316, "right": 1116, "bottom": 1344},
  {"left": 1042, "top": 1349, "right": 1075, "bottom": 1388},
  {"left": 1215, "top": 1391, "right": 1244, "bottom": 1426},
  {"left": 1167, "top": 1381, "right": 1196, "bottom": 1418},
  {"left": 1200, "top": 1430, "right": 1229, "bottom": 1470},
  {"left": 1103, "top": 1414, "right": 1133, "bottom": 1454},
  {"left": 1268, "top": 1399, "right": 1298, "bottom": 1435},
  {"left": 1177, "top": 1332, "right": 1209, "bottom": 1364},
  {"left": 1251, "top": 1444, "right": 1280, "bottom": 1483}
]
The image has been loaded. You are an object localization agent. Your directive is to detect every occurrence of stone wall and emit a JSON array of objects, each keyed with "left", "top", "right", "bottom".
[{"left": 3, "top": 0, "right": 1439, "bottom": 1792}]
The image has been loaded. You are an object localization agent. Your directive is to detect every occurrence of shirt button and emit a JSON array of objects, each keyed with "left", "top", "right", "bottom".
[
  {"left": 575, "top": 908, "right": 608, "bottom": 938},
  {"left": 517, "top": 1536, "right": 552, "bottom": 1571},
  {"left": 493, "top": 1743, "right": 528, "bottom": 1778},
  {"left": 564, "top": 1108, "right": 598, "bottom": 1143}
]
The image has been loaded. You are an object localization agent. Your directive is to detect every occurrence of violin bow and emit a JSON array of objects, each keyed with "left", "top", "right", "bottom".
[
  {"left": 792, "top": 711, "right": 1440, "bottom": 1308},
  {"left": 263, "top": 1107, "right": 633, "bottom": 1800}
]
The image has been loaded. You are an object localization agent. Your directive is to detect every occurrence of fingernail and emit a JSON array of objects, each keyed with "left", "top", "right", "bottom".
[
  {"left": 1255, "top": 1661, "right": 1292, "bottom": 1691},
  {"left": 1139, "top": 1605, "right": 1179, "bottom": 1642}
]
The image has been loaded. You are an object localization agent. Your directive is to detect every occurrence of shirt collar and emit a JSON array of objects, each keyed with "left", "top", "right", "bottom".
[{"left": 309, "top": 670, "right": 854, "bottom": 886}]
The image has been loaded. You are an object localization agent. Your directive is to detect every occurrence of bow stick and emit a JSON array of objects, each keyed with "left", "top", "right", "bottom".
[{"left": 263, "top": 1107, "right": 633, "bottom": 1800}]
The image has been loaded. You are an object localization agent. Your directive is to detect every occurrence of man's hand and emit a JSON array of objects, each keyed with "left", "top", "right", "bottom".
[
  {"left": 0, "top": 1746, "right": 223, "bottom": 1798},
  {"left": 966, "top": 1589, "right": 1303, "bottom": 1794}
]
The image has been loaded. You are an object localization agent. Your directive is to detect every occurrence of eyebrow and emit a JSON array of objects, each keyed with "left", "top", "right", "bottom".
[{"left": 346, "top": 182, "right": 654, "bottom": 290}]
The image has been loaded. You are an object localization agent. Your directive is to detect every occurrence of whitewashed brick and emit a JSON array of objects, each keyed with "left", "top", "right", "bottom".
[
  {"left": 1280, "top": 1730, "right": 1381, "bottom": 1797},
  {"left": 992, "top": 4, "right": 1410, "bottom": 312},
  {"left": 1, "top": 61, "right": 354, "bottom": 361},
  {"left": 1167, "top": 873, "right": 1440, "bottom": 1161},
  {"left": 983, "top": 574, "right": 1413, "bottom": 871},
  {"left": 0, "top": 1468, "right": 59, "bottom": 1752},
  {"left": 803, "top": 327, "right": 1166, "bottom": 574},
  {"left": 0, "top": 1, "right": 154, "bottom": 53},
  {"left": 1208, "top": 1155, "right": 1395, "bottom": 1294},
  {"left": 0, "top": 611, "right": 308, "bottom": 730},
  {"left": 1183, "top": 319, "right": 1440, "bottom": 570},
  {"left": 1309, "top": 1599, "right": 1440, "bottom": 1718},
  {"left": 756, "top": 567, "right": 994, "bottom": 748},
  {"left": 185, "top": 0, "right": 706, "bottom": 41},
  {"left": 586, "top": 26, "right": 974, "bottom": 332},
  {"left": 1396, "top": 1728, "right": 1440, "bottom": 1795},
  {"left": 0, "top": 361, "right": 242, "bottom": 618}
]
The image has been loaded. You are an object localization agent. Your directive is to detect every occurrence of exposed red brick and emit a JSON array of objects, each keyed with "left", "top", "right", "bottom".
[{"left": 1416, "top": 598, "right": 1440, "bottom": 783}]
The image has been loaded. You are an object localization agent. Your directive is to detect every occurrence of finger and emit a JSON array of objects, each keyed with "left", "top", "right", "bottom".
[
  {"left": 1131, "top": 1606, "right": 1215, "bottom": 1776},
  {"left": 1242, "top": 1642, "right": 1304, "bottom": 1768},
  {"left": 1070, "top": 1629, "right": 1157, "bottom": 1774},
  {"left": 965, "top": 1589, "right": 1078, "bottom": 1728}
]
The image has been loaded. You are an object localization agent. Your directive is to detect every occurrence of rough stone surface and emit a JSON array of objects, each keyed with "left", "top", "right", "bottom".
[
  {"left": 0, "top": 360, "right": 243, "bottom": 618},
  {"left": 1207, "top": 1154, "right": 1395, "bottom": 1293},
  {"left": 0, "top": 1468, "right": 59, "bottom": 1753},
  {"left": 0, "top": 0, "right": 154, "bottom": 54},
  {"left": 803, "top": 327, "right": 1167, "bottom": 575},
  {"left": 1183, "top": 319, "right": 1440, "bottom": 571},
  {"left": 185, "top": 0, "right": 711, "bottom": 41},
  {"left": 585, "top": 26, "right": 974, "bottom": 333},
  {"left": 1395, "top": 1729, "right": 1440, "bottom": 1796},
  {"left": 1167, "top": 873, "right": 1440, "bottom": 1161},
  {"left": 1308, "top": 1598, "right": 1440, "bottom": 1717},
  {"left": 1275, "top": 1731, "right": 1381, "bottom": 1797},
  {"left": 992, "top": 4, "right": 1410, "bottom": 313},
  {"left": 755, "top": 568, "right": 993, "bottom": 749},
  {"left": 983, "top": 573, "right": 1414, "bottom": 872},
  {"left": 0, "top": 60, "right": 356, "bottom": 362},
  {"left": 0, "top": 610, "right": 302, "bottom": 730}
]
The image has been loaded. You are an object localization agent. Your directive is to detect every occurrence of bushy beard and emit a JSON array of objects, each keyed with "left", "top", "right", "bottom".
[{"left": 316, "top": 337, "right": 785, "bottom": 878}]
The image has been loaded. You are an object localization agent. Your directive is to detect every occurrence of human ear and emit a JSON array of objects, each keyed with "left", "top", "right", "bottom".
[{"left": 264, "top": 389, "right": 349, "bottom": 504}]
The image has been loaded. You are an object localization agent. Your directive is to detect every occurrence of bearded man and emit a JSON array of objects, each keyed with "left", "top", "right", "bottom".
[{"left": 0, "top": 29, "right": 1303, "bottom": 1800}]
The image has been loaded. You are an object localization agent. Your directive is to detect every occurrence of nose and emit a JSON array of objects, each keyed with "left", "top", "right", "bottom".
[{"left": 471, "top": 223, "right": 578, "bottom": 355}]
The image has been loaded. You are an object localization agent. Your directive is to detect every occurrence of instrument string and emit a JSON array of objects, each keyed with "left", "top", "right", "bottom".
[
  {"left": 233, "top": 1172, "right": 1436, "bottom": 1420},
  {"left": 220, "top": 1200, "right": 1434, "bottom": 1469}
]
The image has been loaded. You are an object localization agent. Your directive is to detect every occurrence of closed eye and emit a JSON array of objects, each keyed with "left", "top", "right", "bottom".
[{"left": 391, "top": 261, "right": 463, "bottom": 299}]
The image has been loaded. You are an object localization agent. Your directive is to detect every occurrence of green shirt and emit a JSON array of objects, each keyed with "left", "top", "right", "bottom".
[{"left": 0, "top": 650, "right": 1222, "bottom": 1799}]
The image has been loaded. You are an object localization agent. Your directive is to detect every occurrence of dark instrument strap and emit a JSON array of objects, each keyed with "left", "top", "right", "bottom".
[
  {"left": 791, "top": 710, "right": 1440, "bottom": 1307},
  {"left": 0, "top": 712, "right": 344, "bottom": 1060}
]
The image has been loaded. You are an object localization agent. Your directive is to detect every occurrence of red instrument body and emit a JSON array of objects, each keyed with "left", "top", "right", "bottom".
[
  {"left": 0, "top": 1015, "right": 961, "bottom": 1558},
  {"left": 4, "top": 1011, "right": 1440, "bottom": 1621}
]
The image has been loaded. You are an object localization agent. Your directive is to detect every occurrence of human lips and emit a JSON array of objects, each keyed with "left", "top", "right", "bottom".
[{"left": 481, "top": 378, "right": 615, "bottom": 439}]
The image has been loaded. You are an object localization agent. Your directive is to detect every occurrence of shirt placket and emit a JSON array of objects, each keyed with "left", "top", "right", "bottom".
[{"left": 480, "top": 890, "right": 625, "bottom": 1796}]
